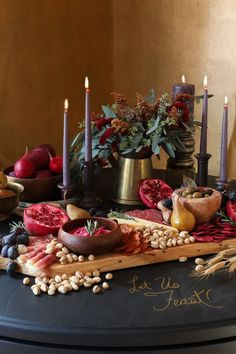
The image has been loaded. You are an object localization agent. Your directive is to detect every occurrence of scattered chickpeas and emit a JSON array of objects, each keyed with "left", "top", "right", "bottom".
[
  {"left": 88, "top": 254, "right": 95, "bottom": 261},
  {"left": 32, "top": 286, "right": 41, "bottom": 296},
  {"left": 92, "top": 285, "right": 101, "bottom": 294},
  {"left": 195, "top": 264, "right": 205, "bottom": 272},
  {"left": 105, "top": 273, "right": 113, "bottom": 280},
  {"left": 195, "top": 257, "right": 205, "bottom": 265},
  {"left": 23, "top": 277, "right": 30, "bottom": 285},
  {"left": 102, "top": 282, "right": 110, "bottom": 290}
]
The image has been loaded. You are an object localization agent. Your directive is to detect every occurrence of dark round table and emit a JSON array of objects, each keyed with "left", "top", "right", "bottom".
[{"left": 0, "top": 169, "right": 236, "bottom": 354}]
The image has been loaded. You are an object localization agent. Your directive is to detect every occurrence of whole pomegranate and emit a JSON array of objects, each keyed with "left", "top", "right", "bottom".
[
  {"left": 23, "top": 203, "right": 69, "bottom": 236},
  {"left": 49, "top": 156, "right": 63, "bottom": 174},
  {"left": 35, "top": 169, "right": 53, "bottom": 179},
  {"left": 35, "top": 144, "right": 56, "bottom": 157},
  {"left": 139, "top": 179, "right": 173, "bottom": 209},
  {"left": 29, "top": 149, "right": 50, "bottom": 170},
  {"left": 14, "top": 153, "right": 35, "bottom": 178}
]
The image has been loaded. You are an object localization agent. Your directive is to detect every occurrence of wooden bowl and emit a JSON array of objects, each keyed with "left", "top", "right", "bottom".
[
  {"left": 3, "top": 166, "right": 62, "bottom": 202},
  {"left": 58, "top": 217, "right": 122, "bottom": 255},
  {"left": 172, "top": 187, "right": 222, "bottom": 225},
  {"left": 0, "top": 182, "right": 24, "bottom": 220}
]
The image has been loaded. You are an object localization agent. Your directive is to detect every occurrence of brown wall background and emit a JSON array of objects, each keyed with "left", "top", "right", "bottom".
[
  {"left": 0, "top": 0, "right": 236, "bottom": 179},
  {"left": 0, "top": 0, "right": 113, "bottom": 168}
]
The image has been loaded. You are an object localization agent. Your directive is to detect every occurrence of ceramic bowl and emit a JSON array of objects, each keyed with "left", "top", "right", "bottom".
[
  {"left": 172, "top": 187, "right": 222, "bottom": 225},
  {"left": 0, "top": 182, "right": 24, "bottom": 220},
  {"left": 58, "top": 217, "right": 122, "bottom": 255},
  {"left": 3, "top": 166, "right": 62, "bottom": 202}
]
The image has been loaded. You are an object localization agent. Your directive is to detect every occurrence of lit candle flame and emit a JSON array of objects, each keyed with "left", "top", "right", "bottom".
[
  {"left": 64, "top": 99, "right": 68, "bottom": 111},
  {"left": 85, "top": 76, "right": 89, "bottom": 90},
  {"left": 224, "top": 96, "right": 228, "bottom": 105},
  {"left": 203, "top": 75, "right": 207, "bottom": 89},
  {"left": 181, "top": 75, "right": 185, "bottom": 83}
]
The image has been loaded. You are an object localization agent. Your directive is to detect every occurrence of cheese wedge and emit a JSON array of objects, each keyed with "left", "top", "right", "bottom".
[{"left": 108, "top": 216, "right": 178, "bottom": 233}]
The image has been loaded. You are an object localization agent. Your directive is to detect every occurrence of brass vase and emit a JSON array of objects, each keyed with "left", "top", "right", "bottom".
[{"left": 111, "top": 155, "right": 153, "bottom": 205}]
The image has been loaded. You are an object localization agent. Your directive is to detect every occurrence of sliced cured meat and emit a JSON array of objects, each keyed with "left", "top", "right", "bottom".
[
  {"left": 125, "top": 209, "right": 163, "bottom": 223},
  {"left": 33, "top": 253, "right": 57, "bottom": 271},
  {"left": 28, "top": 234, "right": 54, "bottom": 246}
]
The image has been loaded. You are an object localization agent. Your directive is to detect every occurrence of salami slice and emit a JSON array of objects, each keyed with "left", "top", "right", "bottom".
[{"left": 125, "top": 209, "right": 163, "bottom": 223}]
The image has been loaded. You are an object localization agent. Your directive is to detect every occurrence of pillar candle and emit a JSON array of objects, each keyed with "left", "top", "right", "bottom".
[
  {"left": 63, "top": 99, "right": 71, "bottom": 186},
  {"left": 172, "top": 75, "right": 195, "bottom": 126},
  {"left": 199, "top": 75, "right": 208, "bottom": 156},
  {"left": 84, "top": 76, "right": 92, "bottom": 162},
  {"left": 219, "top": 96, "right": 228, "bottom": 182}
]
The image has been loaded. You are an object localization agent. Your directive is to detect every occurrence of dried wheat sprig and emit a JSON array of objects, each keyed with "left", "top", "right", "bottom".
[
  {"left": 203, "top": 261, "right": 227, "bottom": 277},
  {"left": 219, "top": 247, "right": 236, "bottom": 257},
  {"left": 207, "top": 254, "right": 224, "bottom": 266}
]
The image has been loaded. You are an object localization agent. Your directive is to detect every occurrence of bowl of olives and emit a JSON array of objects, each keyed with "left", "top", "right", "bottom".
[{"left": 172, "top": 186, "right": 222, "bottom": 225}]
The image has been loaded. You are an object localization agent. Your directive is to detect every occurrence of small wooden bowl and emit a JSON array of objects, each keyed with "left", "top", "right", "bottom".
[
  {"left": 172, "top": 187, "right": 222, "bottom": 225},
  {"left": 58, "top": 217, "right": 122, "bottom": 255},
  {"left": 0, "top": 182, "right": 24, "bottom": 220},
  {"left": 3, "top": 166, "right": 62, "bottom": 202}
]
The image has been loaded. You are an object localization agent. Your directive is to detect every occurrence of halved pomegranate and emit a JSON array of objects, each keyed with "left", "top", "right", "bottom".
[
  {"left": 226, "top": 200, "right": 236, "bottom": 222},
  {"left": 139, "top": 179, "right": 173, "bottom": 209},
  {"left": 23, "top": 203, "right": 69, "bottom": 236}
]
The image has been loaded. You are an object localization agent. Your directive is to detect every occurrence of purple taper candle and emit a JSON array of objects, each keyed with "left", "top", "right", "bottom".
[
  {"left": 172, "top": 75, "right": 195, "bottom": 126},
  {"left": 63, "top": 99, "right": 71, "bottom": 186},
  {"left": 219, "top": 96, "right": 228, "bottom": 182},
  {"left": 199, "top": 75, "right": 208, "bottom": 156},
  {"left": 84, "top": 76, "right": 92, "bottom": 162}
]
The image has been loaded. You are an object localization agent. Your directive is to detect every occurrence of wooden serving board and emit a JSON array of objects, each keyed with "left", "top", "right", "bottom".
[{"left": 1, "top": 238, "right": 236, "bottom": 277}]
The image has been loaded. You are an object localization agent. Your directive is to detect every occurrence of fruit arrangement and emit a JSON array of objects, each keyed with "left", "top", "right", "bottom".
[{"left": 9, "top": 144, "right": 63, "bottom": 179}]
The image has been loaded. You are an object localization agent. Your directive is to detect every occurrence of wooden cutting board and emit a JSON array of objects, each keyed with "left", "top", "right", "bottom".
[{"left": 1, "top": 238, "right": 236, "bottom": 277}]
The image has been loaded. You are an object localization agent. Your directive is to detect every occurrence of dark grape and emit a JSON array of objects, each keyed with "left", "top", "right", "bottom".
[
  {"left": 89, "top": 208, "right": 98, "bottom": 216},
  {"left": 1, "top": 245, "right": 10, "bottom": 257},
  {"left": 7, "top": 246, "right": 19, "bottom": 260},
  {"left": 2, "top": 233, "right": 17, "bottom": 246},
  {"left": 228, "top": 191, "right": 236, "bottom": 202},
  {"left": 6, "top": 261, "right": 17, "bottom": 276},
  {"left": 95, "top": 210, "right": 108, "bottom": 218},
  {"left": 17, "top": 233, "right": 29, "bottom": 246},
  {"left": 162, "top": 198, "right": 172, "bottom": 209}
]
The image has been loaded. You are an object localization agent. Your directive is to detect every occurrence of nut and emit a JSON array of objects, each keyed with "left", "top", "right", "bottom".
[
  {"left": 40, "top": 283, "right": 48, "bottom": 293},
  {"left": 45, "top": 245, "right": 55, "bottom": 254},
  {"left": 48, "top": 288, "right": 56, "bottom": 296},
  {"left": 195, "top": 264, "right": 205, "bottom": 272},
  {"left": 93, "top": 276, "right": 101, "bottom": 283},
  {"left": 75, "top": 271, "right": 84, "bottom": 279},
  {"left": 179, "top": 256, "right": 188, "bottom": 262},
  {"left": 92, "top": 285, "right": 101, "bottom": 294},
  {"left": 58, "top": 285, "right": 67, "bottom": 294},
  {"left": 71, "top": 282, "right": 79, "bottom": 291},
  {"left": 195, "top": 258, "right": 205, "bottom": 265},
  {"left": 78, "top": 255, "right": 85, "bottom": 262},
  {"left": 105, "top": 273, "right": 113, "bottom": 280},
  {"left": 61, "top": 274, "right": 68, "bottom": 281},
  {"left": 55, "top": 243, "right": 63, "bottom": 249},
  {"left": 179, "top": 231, "right": 189, "bottom": 238},
  {"left": 23, "top": 277, "right": 30, "bottom": 285},
  {"left": 88, "top": 254, "right": 95, "bottom": 261},
  {"left": 102, "top": 282, "right": 109, "bottom": 290},
  {"left": 72, "top": 254, "right": 78, "bottom": 262},
  {"left": 55, "top": 275, "right": 62, "bottom": 283},
  {"left": 66, "top": 254, "right": 73, "bottom": 263},
  {"left": 93, "top": 270, "right": 100, "bottom": 277},
  {"left": 56, "top": 251, "right": 65, "bottom": 258},
  {"left": 32, "top": 286, "right": 41, "bottom": 296},
  {"left": 62, "top": 247, "right": 69, "bottom": 254}
]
